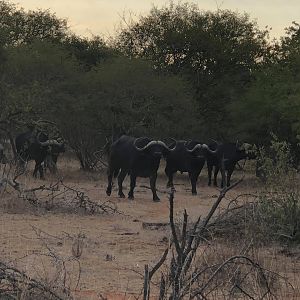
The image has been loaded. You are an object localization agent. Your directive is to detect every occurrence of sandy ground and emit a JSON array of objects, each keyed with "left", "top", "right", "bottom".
[{"left": 0, "top": 158, "right": 300, "bottom": 299}]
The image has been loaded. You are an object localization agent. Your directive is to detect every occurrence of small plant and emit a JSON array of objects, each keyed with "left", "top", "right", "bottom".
[
  {"left": 256, "top": 135, "right": 300, "bottom": 242},
  {"left": 71, "top": 233, "right": 85, "bottom": 259}
]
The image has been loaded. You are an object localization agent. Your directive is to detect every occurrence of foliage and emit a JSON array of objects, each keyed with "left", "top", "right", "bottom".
[
  {"left": 0, "top": 0, "right": 300, "bottom": 171},
  {"left": 229, "top": 23, "right": 300, "bottom": 151},
  {"left": 116, "top": 2, "right": 270, "bottom": 138},
  {"left": 63, "top": 35, "right": 116, "bottom": 69},
  {"left": 1, "top": 27, "right": 194, "bottom": 169},
  {"left": 0, "top": 0, "right": 67, "bottom": 46},
  {"left": 52, "top": 57, "right": 195, "bottom": 169},
  {"left": 257, "top": 137, "right": 300, "bottom": 242}
]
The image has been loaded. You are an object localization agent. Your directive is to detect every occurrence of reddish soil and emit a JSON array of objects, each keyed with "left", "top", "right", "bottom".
[{"left": 0, "top": 159, "right": 299, "bottom": 299}]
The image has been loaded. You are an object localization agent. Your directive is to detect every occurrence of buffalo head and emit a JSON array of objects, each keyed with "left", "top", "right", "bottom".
[
  {"left": 237, "top": 142, "right": 257, "bottom": 160},
  {"left": 134, "top": 138, "right": 176, "bottom": 158},
  {"left": 186, "top": 142, "right": 218, "bottom": 158}
]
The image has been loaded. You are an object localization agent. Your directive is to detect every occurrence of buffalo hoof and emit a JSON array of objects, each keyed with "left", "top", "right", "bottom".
[
  {"left": 119, "top": 193, "right": 125, "bottom": 198},
  {"left": 128, "top": 195, "right": 134, "bottom": 200},
  {"left": 166, "top": 182, "right": 173, "bottom": 188},
  {"left": 208, "top": 182, "right": 211, "bottom": 186},
  {"left": 153, "top": 197, "right": 160, "bottom": 202},
  {"left": 192, "top": 191, "right": 197, "bottom": 196},
  {"left": 106, "top": 189, "right": 111, "bottom": 196}
]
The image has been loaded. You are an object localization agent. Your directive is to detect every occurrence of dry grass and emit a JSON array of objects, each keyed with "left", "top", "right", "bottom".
[{"left": 0, "top": 158, "right": 299, "bottom": 299}]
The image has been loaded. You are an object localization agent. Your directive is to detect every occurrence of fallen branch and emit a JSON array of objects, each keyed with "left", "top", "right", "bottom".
[
  {"left": 142, "top": 222, "right": 170, "bottom": 230},
  {"left": 0, "top": 261, "right": 68, "bottom": 300}
]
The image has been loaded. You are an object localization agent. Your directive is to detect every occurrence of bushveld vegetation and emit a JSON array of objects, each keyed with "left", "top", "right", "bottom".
[
  {"left": 1, "top": 1, "right": 300, "bottom": 299},
  {"left": 1, "top": 1, "right": 300, "bottom": 168}
]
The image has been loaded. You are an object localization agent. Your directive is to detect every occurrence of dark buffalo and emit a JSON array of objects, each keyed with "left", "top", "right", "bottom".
[
  {"left": 165, "top": 140, "right": 217, "bottom": 195},
  {"left": 15, "top": 131, "right": 65, "bottom": 179},
  {"left": 207, "top": 142, "right": 255, "bottom": 187},
  {"left": 106, "top": 135, "right": 175, "bottom": 201},
  {"left": 0, "top": 143, "right": 8, "bottom": 164}
]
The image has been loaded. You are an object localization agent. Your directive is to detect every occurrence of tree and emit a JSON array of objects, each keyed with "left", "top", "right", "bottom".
[
  {"left": 116, "top": 2, "right": 270, "bottom": 138},
  {"left": 53, "top": 57, "right": 196, "bottom": 169},
  {"left": 63, "top": 35, "right": 116, "bottom": 69},
  {"left": 229, "top": 23, "right": 300, "bottom": 157},
  {"left": 0, "top": 0, "right": 67, "bottom": 46}
]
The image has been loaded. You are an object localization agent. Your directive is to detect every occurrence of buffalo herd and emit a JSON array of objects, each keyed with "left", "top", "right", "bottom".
[
  {"left": 105, "top": 135, "right": 255, "bottom": 201},
  {"left": 0, "top": 130, "right": 65, "bottom": 179},
  {"left": 0, "top": 132, "right": 255, "bottom": 201},
  {"left": 15, "top": 130, "right": 65, "bottom": 179}
]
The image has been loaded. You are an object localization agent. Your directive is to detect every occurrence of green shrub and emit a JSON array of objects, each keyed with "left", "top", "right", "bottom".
[{"left": 256, "top": 136, "right": 300, "bottom": 242}]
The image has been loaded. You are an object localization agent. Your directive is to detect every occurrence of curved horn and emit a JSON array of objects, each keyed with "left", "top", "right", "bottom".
[
  {"left": 157, "top": 141, "right": 176, "bottom": 151},
  {"left": 168, "top": 137, "right": 177, "bottom": 144},
  {"left": 40, "top": 140, "right": 64, "bottom": 146},
  {"left": 37, "top": 133, "right": 63, "bottom": 147},
  {"left": 37, "top": 133, "right": 49, "bottom": 146},
  {"left": 202, "top": 144, "right": 218, "bottom": 154},
  {"left": 134, "top": 139, "right": 177, "bottom": 152},
  {"left": 133, "top": 139, "right": 158, "bottom": 151},
  {"left": 184, "top": 139, "right": 192, "bottom": 146},
  {"left": 166, "top": 137, "right": 177, "bottom": 149},
  {"left": 186, "top": 144, "right": 202, "bottom": 153}
]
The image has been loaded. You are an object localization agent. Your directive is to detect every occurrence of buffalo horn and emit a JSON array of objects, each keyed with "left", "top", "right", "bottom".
[
  {"left": 134, "top": 139, "right": 176, "bottom": 151},
  {"left": 133, "top": 139, "right": 158, "bottom": 151},
  {"left": 157, "top": 141, "right": 176, "bottom": 151},
  {"left": 37, "top": 133, "right": 64, "bottom": 147},
  {"left": 39, "top": 140, "right": 64, "bottom": 146},
  {"left": 186, "top": 144, "right": 202, "bottom": 153},
  {"left": 202, "top": 144, "right": 218, "bottom": 154}
]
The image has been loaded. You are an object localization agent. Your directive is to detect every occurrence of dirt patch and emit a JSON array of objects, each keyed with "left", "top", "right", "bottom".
[{"left": 0, "top": 161, "right": 299, "bottom": 298}]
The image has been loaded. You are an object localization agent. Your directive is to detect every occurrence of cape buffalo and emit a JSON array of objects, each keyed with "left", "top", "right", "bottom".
[
  {"left": 106, "top": 135, "right": 175, "bottom": 201},
  {"left": 165, "top": 140, "right": 217, "bottom": 195},
  {"left": 207, "top": 141, "right": 255, "bottom": 187},
  {"left": 15, "top": 130, "right": 65, "bottom": 179}
]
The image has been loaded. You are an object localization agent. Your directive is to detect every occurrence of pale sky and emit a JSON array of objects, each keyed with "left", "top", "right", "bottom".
[{"left": 15, "top": 0, "right": 300, "bottom": 39}]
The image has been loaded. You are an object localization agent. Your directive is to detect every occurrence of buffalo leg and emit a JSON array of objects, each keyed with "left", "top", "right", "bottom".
[
  {"left": 128, "top": 174, "right": 137, "bottom": 200},
  {"left": 190, "top": 163, "right": 204, "bottom": 195},
  {"left": 33, "top": 164, "right": 38, "bottom": 178},
  {"left": 33, "top": 161, "right": 44, "bottom": 180},
  {"left": 220, "top": 155, "right": 227, "bottom": 188},
  {"left": 226, "top": 164, "right": 235, "bottom": 187},
  {"left": 207, "top": 164, "right": 213, "bottom": 186},
  {"left": 118, "top": 169, "right": 127, "bottom": 198},
  {"left": 106, "top": 170, "right": 113, "bottom": 196},
  {"left": 213, "top": 165, "right": 219, "bottom": 187},
  {"left": 220, "top": 167, "right": 227, "bottom": 188},
  {"left": 165, "top": 167, "right": 175, "bottom": 189},
  {"left": 150, "top": 173, "right": 160, "bottom": 202},
  {"left": 189, "top": 171, "right": 200, "bottom": 195},
  {"left": 38, "top": 164, "right": 44, "bottom": 179}
]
